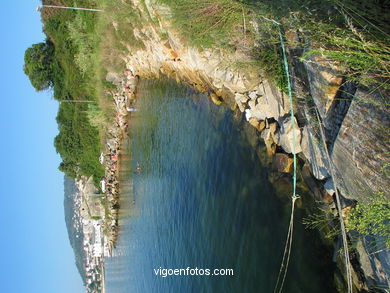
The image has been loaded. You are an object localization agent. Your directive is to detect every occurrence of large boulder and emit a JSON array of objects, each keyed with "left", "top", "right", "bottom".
[
  {"left": 276, "top": 116, "right": 302, "bottom": 154},
  {"left": 245, "top": 80, "right": 290, "bottom": 121},
  {"left": 273, "top": 153, "right": 293, "bottom": 173}
]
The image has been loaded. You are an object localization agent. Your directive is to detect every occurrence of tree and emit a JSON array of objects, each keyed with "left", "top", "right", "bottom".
[{"left": 23, "top": 40, "right": 55, "bottom": 91}]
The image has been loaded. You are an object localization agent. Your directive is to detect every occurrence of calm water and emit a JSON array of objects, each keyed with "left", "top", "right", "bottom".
[{"left": 105, "top": 79, "right": 335, "bottom": 293}]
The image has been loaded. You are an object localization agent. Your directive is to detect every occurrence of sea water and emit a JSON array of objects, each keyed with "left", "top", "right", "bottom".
[{"left": 105, "top": 79, "right": 336, "bottom": 293}]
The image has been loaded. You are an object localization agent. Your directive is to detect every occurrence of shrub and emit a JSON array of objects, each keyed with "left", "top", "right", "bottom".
[{"left": 346, "top": 193, "right": 390, "bottom": 248}]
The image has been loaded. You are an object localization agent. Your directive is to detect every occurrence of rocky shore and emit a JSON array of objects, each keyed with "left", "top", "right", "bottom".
[
  {"left": 98, "top": 69, "right": 140, "bottom": 247},
  {"left": 71, "top": 68, "right": 140, "bottom": 293},
  {"left": 77, "top": 71, "right": 139, "bottom": 241},
  {"left": 101, "top": 1, "right": 389, "bottom": 291}
]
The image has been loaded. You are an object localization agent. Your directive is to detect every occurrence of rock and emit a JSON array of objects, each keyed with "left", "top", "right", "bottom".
[
  {"left": 237, "top": 101, "right": 246, "bottom": 112},
  {"left": 268, "top": 172, "right": 293, "bottom": 198},
  {"left": 248, "top": 118, "right": 266, "bottom": 132},
  {"left": 248, "top": 99, "right": 256, "bottom": 109},
  {"left": 301, "top": 126, "right": 330, "bottom": 180},
  {"left": 301, "top": 164, "right": 324, "bottom": 201},
  {"left": 261, "top": 123, "right": 278, "bottom": 156},
  {"left": 331, "top": 89, "right": 390, "bottom": 201},
  {"left": 250, "top": 80, "right": 290, "bottom": 120},
  {"left": 276, "top": 116, "right": 302, "bottom": 154},
  {"left": 273, "top": 153, "right": 293, "bottom": 173},
  {"left": 248, "top": 117, "right": 259, "bottom": 129},
  {"left": 248, "top": 90, "right": 258, "bottom": 100},
  {"left": 248, "top": 100, "right": 267, "bottom": 120},
  {"left": 210, "top": 93, "right": 222, "bottom": 105},
  {"left": 303, "top": 53, "right": 343, "bottom": 120},
  {"left": 324, "top": 192, "right": 333, "bottom": 201},
  {"left": 258, "top": 120, "right": 266, "bottom": 132},
  {"left": 235, "top": 93, "right": 248, "bottom": 104},
  {"left": 356, "top": 236, "right": 390, "bottom": 291},
  {"left": 106, "top": 72, "right": 122, "bottom": 85},
  {"left": 324, "top": 178, "right": 335, "bottom": 196},
  {"left": 126, "top": 77, "right": 138, "bottom": 87},
  {"left": 268, "top": 122, "right": 278, "bottom": 138}
]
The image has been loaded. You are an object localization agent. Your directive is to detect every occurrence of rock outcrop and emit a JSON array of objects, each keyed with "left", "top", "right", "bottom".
[{"left": 331, "top": 89, "right": 390, "bottom": 201}]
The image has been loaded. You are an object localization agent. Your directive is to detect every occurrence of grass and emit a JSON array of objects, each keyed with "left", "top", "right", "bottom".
[
  {"left": 157, "top": 0, "right": 250, "bottom": 48},
  {"left": 154, "top": 0, "right": 389, "bottom": 89},
  {"left": 346, "top": 193, "right": 390, "bottom": 249},
  {"left": 37, "top": 0, "right": 388, "bottom": 200}
]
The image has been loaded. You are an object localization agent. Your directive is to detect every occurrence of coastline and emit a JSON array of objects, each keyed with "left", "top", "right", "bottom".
[
  {"left": 75, "top": 69, "right": 139, "bottom": 293},
  {"left": 101, "top": 69, "right": 139, "bottom": 248}
]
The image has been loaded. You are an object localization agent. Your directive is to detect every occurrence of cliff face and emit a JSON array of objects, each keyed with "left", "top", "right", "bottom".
[
  {"left": 112, "top": 0, "right": 389, "bottom": 290},
  {"left": 332, "top": 90, "right": 390, "bottom": 201}
]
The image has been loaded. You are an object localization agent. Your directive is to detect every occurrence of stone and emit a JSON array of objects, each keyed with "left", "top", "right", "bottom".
[
  {"left": 106, "top": 72, "right": 122, "bottom": 85},
  {"left": 324, "top": 192, "right": 333, "bottom": 201},
  {"left": 126, "top": 77, "right": 138, "bottom": 87},
  {"left": 210, "top": 93, "right": 222, "bottom": 105},
  {"left": 268, "top": 122, "right": 278, "bottom": 138},
  {"left": 303, "top": 54, "right": 344, "bottom": 120},
  {"left": 237, "top": 101, "right": 246, "bottom": 112},
  {"left": 300, "top": 126, "right": 330, "bottom": 180},
  {"left": 248, "top": 117, "right": 259, "bottom": 129},
  {"left": 276, "top": 116, "right": 302, "bottom": 154},
  {"left": 331, "top": 89, "right": 390, "bottom": 201},
  {"left": 261, "top": 123, "right": 278, "bottom": 156},
  {"left": 234, "top": 93, "right": 248, "bottom": 104},
  {"left": 248, "top": 101, "right": 267, "bottom": 120},
  {"left": 324, "top": 178, "right": 335, "bottom": 196},
  {"left": 273, "top": 153, "right": 293, "bottom": 173},
  {"left": 248, "top": 99, "right": 256, "bottom": 109},
  {"left": 254, "top": 80, "right": 290, "bottom": 120},
  {"left": 248, "top": 90, "right": 258, "bottom": 100},
  {"left": 258, "top": 120, "right": 266, "bottom": 132},
  {"left": 248, "top": 118, "right": 266, "bottom": 132},
  {"left": 301, "top": 164, "right": 324, "bottom": 201}
]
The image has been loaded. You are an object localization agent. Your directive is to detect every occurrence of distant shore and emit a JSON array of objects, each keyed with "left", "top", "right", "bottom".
[{"left": 100, "top": 69, "right": 139, "bottom": 248}]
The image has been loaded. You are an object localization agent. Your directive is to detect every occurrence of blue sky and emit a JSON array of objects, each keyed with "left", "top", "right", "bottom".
[{"left": 0, "top": 1, "right": 84, "bottom": 292}]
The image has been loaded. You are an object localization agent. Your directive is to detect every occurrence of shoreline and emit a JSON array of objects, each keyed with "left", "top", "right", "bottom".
[
  {"left": 100, "top": 69, "right": 140, "bottom": 248},
  {"left": 84, "top": 70, "right": 139, "bottom": 293}
]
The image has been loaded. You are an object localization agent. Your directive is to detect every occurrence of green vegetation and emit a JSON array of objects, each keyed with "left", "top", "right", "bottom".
[
  {"left": 346, "top": 193, "right": 390, "bottom": 248},
  {"left": 258, "top": 0, "right": 390, "bottom": 87},
  {"left": 156, "top": 0, "right": 389, "bottom": 88},
  {"left": 304, "top": 193, "right": 390, "bottom": 251},
  {"left": 24, "top": 40, "right": 56, "bottom": 91},
  {"left": 25, "top": 0, "right": 150, "bottom": 186},
  {"left": 157, "top": 0, "right": 248, "bottom": 48},
  {"left": 25, "top": 0, "right": 106, "bottom": 185},
  {"left": 303, "top": 208, "right": 341, "bottom": 242},
  {"left": 25, "top": 1, "right": 388, "bottom": 189}
]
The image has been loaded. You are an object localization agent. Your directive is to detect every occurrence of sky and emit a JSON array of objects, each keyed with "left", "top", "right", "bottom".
[{"left": 0, "top": 1, "right": 84, "bottom": 292}]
